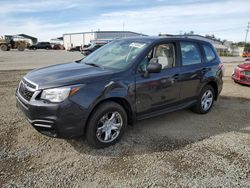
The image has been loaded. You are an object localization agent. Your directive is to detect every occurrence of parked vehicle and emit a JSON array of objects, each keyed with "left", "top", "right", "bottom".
[
  {"left": 232, "top": 59, "right": 250, "bottom": 85},
  {"left": 0, "top": 36, "right": 27, "bottom": 51},
  {"left": 52, "top": 44, "right": 65, "bottom": 50},
  {"left": 16, "top": 36, "right": 223, "bottom": 148},
  {"left": 81, "top": 43, "right": 106, "bottom": 56},
  {"left": 242, "top": 51, "right": 250, "bottom": 57},
  {"left": 68, "top": 46, "right": 81, "bottom": 52},
  {"left": 29, "top": 42, "right": 52, "bottom": 50}
]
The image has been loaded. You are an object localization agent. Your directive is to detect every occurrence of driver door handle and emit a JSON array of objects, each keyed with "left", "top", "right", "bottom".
[{"left": 172, "top": 74, "right": 179, "bottom": 80}]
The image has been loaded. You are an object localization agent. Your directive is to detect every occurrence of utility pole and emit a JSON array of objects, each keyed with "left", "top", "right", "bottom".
[
  {"left": 244, "top": 22, "right": 250, "bottom": 46},
  {"left": 122, "top": 22, "right": 125, "bottom": 38}
]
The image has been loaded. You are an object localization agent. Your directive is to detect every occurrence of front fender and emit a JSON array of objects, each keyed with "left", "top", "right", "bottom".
[
  {"left": 94, "top": 80, "right": 135, "bottom": 111},
  {"left": 70, "top": 80, "right": 135, "bottom": 115}
]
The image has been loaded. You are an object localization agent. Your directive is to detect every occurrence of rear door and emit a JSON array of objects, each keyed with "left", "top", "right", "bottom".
[{"left": 178, "top": 41, "right": 205, "bottom": 100}]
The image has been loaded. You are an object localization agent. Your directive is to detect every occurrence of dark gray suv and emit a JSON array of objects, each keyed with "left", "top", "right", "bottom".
[
  {"left": 28, "top": 42, "right": 52, "bottom": 50},
  {"left": 16, "top": 36, "right": 224, "bottom": 148}
]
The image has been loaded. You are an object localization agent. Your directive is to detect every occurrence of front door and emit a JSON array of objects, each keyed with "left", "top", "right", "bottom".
[{"left": 135, "top": 42, "right": 181, "bottom": 117}]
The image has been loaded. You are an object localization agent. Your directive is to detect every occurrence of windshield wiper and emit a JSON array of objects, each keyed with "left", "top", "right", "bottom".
[{"left": 85, "top": 62, "right": 103, "bottom": 69}]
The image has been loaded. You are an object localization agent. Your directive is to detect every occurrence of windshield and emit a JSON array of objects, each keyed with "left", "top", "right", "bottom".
[{"left": 80, "top": 40, "right": 151, "bottom": 70}]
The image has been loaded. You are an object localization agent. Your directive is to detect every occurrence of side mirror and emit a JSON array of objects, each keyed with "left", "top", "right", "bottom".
[{"left": 147, "top": 58, "right": 162, "bottom": 73}]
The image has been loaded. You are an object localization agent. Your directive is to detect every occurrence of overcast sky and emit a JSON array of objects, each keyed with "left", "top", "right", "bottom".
[{"left": 0, "top": 0, "right": 249, "bottom": 42}]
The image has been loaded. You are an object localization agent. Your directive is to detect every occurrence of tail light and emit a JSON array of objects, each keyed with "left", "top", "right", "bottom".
[{"left": 219, "top": 63, "right": 225, "bottom": 76}]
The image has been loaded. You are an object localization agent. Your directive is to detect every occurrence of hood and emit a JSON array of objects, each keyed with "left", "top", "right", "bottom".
[
  {"left": 24, "top": 62, "right": 116, "bottom": 89},
  {"left": 238, "top": 62, "right": 250, "bottom": 71}
]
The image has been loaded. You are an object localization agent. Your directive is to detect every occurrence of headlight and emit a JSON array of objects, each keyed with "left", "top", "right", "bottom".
[
  {"left": 238, "top": 68, "right": 246, "bottom": 75},
  {"left": 41, "top": 86, "right": 80, "bottom": 102}
]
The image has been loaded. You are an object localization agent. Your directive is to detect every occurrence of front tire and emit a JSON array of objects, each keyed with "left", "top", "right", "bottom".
[
  {"left": 86, "top": 102, "right": 127, "bottom": 148},
  {"left": 191, "top": 85, "right": 215, "bottom": 114}
]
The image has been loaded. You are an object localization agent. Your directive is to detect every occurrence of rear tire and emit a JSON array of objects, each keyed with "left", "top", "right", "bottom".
[
  {"left": 191, "top": 85, "right": 215, "bottom": 114},
  {"left": 86, "top": 102, "right": 127, "bottom": 148},
  {"left": 0, "top": 44, "right": 8, "bottom": 51},
  {"left": 17, "top": 45, "right": 25, "bottom": 51}
]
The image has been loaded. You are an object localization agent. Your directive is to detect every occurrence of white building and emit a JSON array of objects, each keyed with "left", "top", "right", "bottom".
[
  {"left": 50, "top": 37, "right": 63, "bottom": 45},
  {"left": 4, "top": 34, "right": 37, "bottom": 45},
  {"left": 63, "top": 31, "right": 147, "bottom": 50}
]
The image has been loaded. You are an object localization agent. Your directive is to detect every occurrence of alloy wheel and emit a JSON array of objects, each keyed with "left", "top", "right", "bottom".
[
  {"left": 96, "top": 111, "right": 123, "bottom": 143},
  {"left": 201, "top": 90, "right": 213, "bottom": 111}
]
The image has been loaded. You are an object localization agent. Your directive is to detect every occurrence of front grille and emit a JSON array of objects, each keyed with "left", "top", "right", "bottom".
[
  {"left": 18, "top": 81, "right": 35, "bottom": 101},
  {"left": 22, "top": 79, "right": 36, "bottom": 89},
  {"left": 245, "top": 71, "right": 250, "bottom": 77}
]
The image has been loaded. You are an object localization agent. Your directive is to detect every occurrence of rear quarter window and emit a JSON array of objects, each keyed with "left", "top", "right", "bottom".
[{"left": 203, "top": 44, "right": 216, "bottom": 62}]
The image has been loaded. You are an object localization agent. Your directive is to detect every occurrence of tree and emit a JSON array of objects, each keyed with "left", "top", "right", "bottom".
[
  {"left": 235, "top": 42, "right": 250, "bottom": 52},
  {"left": 205, "top": 34, "right": 222, "bottom": 42},
  {"left": 222, "top": 39, "right": 227, "bottom": 44},
  {"left": 184, "top": 31, "right": 195, "bottom": 35}
]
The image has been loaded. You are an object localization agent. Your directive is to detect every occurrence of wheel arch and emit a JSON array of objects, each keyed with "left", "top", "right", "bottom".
[
  {"left": 84, "top": 97, "right": 134, "bottom": 134},
  {"left": 206, "top": 81, "right": 218, "bottom": 100}
]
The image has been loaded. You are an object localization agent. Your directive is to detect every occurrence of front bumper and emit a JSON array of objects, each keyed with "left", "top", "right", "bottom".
[
  {"left": 16, "top": 91, "right": 88, "bottom": 138},
  {"left": 232, "top": 75, "right": 250, "bottom": 86}
]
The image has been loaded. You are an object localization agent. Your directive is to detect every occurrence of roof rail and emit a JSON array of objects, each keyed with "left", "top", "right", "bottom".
[{"left": 159, "top": 34, "right": 206, "bottom": 39}]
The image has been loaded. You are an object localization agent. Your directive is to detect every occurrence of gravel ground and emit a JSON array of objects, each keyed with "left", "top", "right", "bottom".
[
  {"left": 0, "top": 53, "right": 250, "bottom": 187},
  {"left": 0, "top": 50, "right": 83, "bottom": 70}
]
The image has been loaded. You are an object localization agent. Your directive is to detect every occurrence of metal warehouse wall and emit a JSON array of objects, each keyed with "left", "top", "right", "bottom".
[
  {"left": 70, "top": 34, "right": 84, "bottom": 48},
  {"left": 63, "top": 35, "right": 71, "bottom": 50},
  {"left": 63, "top": 33, "right": 84, "bottom": 50},
  {"left": 84, "top": 33, "right": 95, "bottom": 45},
  {"left": 96, "top": 32, "right": 142, "bottom": 39},
  {"left": 63, "top": 31, "right": 145, "bottom": 49},
  {"left": 63, "top": 33, "right": 96, "bottom": 49}
]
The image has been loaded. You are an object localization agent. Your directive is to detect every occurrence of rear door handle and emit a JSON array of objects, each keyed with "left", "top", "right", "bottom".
[{"left": 201, "top": 68, "right": 210, "bottom": 73}]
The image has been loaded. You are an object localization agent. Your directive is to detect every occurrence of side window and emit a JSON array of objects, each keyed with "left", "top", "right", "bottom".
[
  {"left": 137, "top": 43, "right": 176, "bottom": 73},
  {"left": 154, "top": 43, "right": 175, "bottom": 69},
  {"left": 180, "top": 42, "right": 201, "bottom": 66},
  {"left": 203, "top": 44, "right": 216, "bottom": 62}
]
